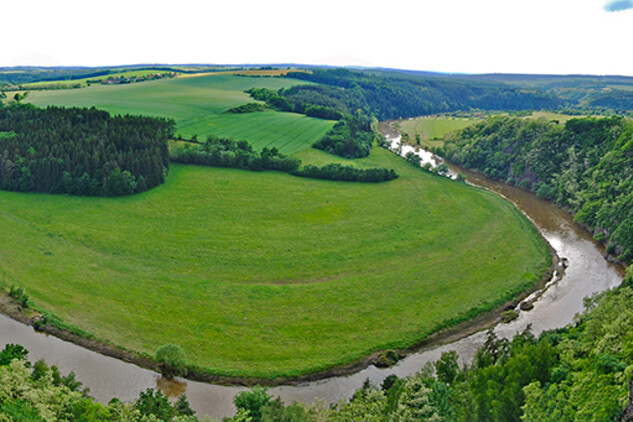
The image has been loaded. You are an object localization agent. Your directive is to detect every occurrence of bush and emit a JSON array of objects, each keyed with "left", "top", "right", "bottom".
[
  {"left": 8, "top": 284, "right": 28, "bottom": 308},
  {"left": 501, "top": 309, "right": 519, "bottom": 323},
  {"left": 155, "top": 344, "right": 186, "bottom": 378}
]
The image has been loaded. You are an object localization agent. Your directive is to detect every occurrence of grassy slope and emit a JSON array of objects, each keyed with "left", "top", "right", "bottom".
[
  {"left": 398, "top": 112, "right": 585, "bottom": 149},
  {"left": 20, "top": 70, "right": 179, "bottom": 88},
  {"left": 397, "top": 117, "right": 477, "bottom": 148},
  {"left": 0, "top": 147, "right": 551, "bottom": 378},
  {"left": 25, "top": 74, "right": 334, "bottom": 155}
]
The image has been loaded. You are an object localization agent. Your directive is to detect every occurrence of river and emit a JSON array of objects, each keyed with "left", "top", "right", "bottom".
[{"left": 0, "top": 133, "right": 625, "bottom": 419}]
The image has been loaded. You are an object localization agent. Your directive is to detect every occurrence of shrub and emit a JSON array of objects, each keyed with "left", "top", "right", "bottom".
[
  {"left": 501, "top": 309, "right": 519, "bottom": 323},
  {"left": 8, "top": 284, "right": 28, "bottom": 308},
  {"left": 155, "top": 344, "right": 186, "bottom": 378}
]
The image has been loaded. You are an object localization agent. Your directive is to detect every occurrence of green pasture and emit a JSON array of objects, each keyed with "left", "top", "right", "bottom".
[
  {"left": 0, "top": 147, "right": 551, "bottom": 378},
  {"left": 25, "top": 74, "right": 334, "bottom": 154}
]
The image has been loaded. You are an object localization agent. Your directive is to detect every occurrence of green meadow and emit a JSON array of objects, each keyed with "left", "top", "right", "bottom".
[
  {"left": 19, "top": 70, "right": 179, "bottom": 89},
  {"left": 25, "top": 74, "right": 334, "bottom": 154},
  {"left": 396, "top": 112, "right": 586, "bottom": 150},
  {"left": 396, "top": 116, "right": 477, "bottom": 148},
  {"left": 0, "top": 147, "right": 551, "bottom": 378}
]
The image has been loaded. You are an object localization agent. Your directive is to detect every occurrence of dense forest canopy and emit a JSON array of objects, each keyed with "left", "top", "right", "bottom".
[
  {"left": 442, "top": 116, "right": 633, "bottom": 261},
  {"left": 284, "top": 69, "right": 563, "bottom": 120},
  {"left": 0, "top": 104, "right": 173, "bottom": 196}
]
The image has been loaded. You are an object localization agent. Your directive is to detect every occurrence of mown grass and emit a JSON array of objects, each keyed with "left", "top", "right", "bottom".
[
  {"left": 0, "top": 147, "right": 551, "bottom": 378},
  {"left": 25, "top": 74, "right": 334, "bottom": 155}
]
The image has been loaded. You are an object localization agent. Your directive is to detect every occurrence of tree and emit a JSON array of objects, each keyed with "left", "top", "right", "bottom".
[
  {"left": 0, "top": 344, "right": 29, "bottom": 366},
  {"left": 390, "top": 376, "right": 442, "bottom": 422},
  {"left": 174, "top": 394, "right": 195, "bottom": 417},
  {"left": 435, "top": 351, "right": 459, "bottom": 385},
  {"left": 234, "top": 386, "right": 272, "bottom": 422},
  {"left": 135, "top": 388, "right": 174, "bottom": 420},
  {"left": 155, "top": 343, "right": 187, "bottom": 378}
]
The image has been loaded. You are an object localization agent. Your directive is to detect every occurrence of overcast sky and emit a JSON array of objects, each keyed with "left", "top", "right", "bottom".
[{"left": 3, "top": 0, "right": 632, "bottom": 75}]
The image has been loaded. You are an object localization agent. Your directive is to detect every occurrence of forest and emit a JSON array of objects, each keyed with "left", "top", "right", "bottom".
[
  {"left": 0, "top": 103, "right": 173, "bottom": 196},
  {"left": 283, "top": 69, "right": 563, "bottom": 120},
  {"left": 442, "top": 115, "right": 633, "bottom": 262}
]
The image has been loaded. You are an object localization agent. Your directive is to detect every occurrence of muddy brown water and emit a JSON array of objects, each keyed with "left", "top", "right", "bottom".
[{"left": 0, "top": 149, "right": 625, "bottom": 419}]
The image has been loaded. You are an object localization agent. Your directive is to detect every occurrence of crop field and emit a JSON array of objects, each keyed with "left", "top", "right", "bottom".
[
  {"left": 0, "top": 147, "right": 551, "bottom": 378},
  {"left": 25, "top": 74, "right": 334, "bottom": 154}
]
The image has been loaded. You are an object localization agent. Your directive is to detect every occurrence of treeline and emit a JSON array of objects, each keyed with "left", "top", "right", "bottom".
[
  {"left": 283, "top": 68, "right": 563, "bottom": 121},
  {"left": 170, "top": 136, "right": 301, "bottom": 173},
  {"left": 225, "top": 102, "right": 267, "bottom": 114},
  {"left": 170, "top": 136, "right": 398, "bottom": 183},
  {"left": 298, "top": 163, "right": 398, "bottom": 183},
  {"left": 443, "top": 116, "right": 633, "bottom": 262},
  {"left": 0, "top": 104, "right": 173, "bottom": 196}
]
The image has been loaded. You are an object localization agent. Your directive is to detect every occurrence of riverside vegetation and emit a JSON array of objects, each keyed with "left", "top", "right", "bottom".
[{"left": 442, "top": 115, "right": 633, "bottom": 262}]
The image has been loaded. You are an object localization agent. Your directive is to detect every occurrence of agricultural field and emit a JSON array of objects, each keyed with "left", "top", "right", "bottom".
[
  {"left": 24, "top": 74, "right": 334, "bottom": 154},
  {"left": 0, "top": 147, "right": 551, "bottom": 378},
  {"left": 19, "top": 69, "right": 180, "bottom": 89}
]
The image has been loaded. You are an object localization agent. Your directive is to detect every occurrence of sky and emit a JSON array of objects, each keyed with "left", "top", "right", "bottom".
[{"left": 2, "top": 0, "right": 632, "bottom": 76}]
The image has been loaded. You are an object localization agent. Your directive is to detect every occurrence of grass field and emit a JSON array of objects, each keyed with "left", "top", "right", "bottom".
[
  {"left": 396, "top": 116, "right": 478, "bottom": 149},
  {"left": 0, "top": 147, "right": 551, "bottom": 378},
  {"left": 524, "top": 110, "right": 586, "bottom": 122},
  {"left": 25, "top": 74, "right": 334, "bottom": 155},
  {"left": 19, "top": 70, "right": 180, "bottom": 89},
  {"left": 397, "top": 112, "right": 586, "bottom": 149}
]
